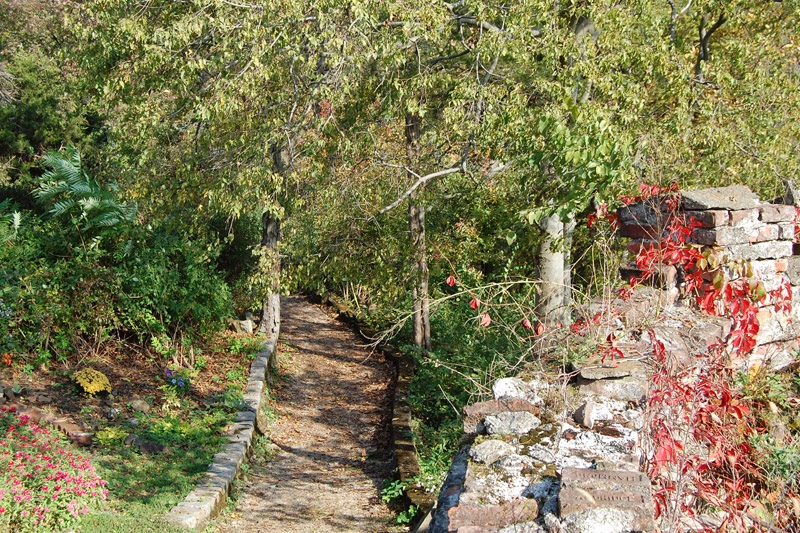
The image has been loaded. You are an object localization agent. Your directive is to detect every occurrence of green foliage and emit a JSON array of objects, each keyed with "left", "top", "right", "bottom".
[
  {"left": 96, "top": 426, "right": 129, "bottom": 447},
  {"left": 395, "top": 504, "right": 419, "bottom": 526},
  {"left": 35, "top": 149, "right": 137, "bottom": 243},
  {"left": 214, "top": 385, "right": 247, "bottom": 412},
  {"left": 88, "top": 410, "right": 234, "bottom": 528},
  {"left": 5, "top": 0, "right": 799, "bottom": 511},
  {"left": 380, "top": 478, "right": 406, "bottom": 504},
  {"left": 227, "top": 336, "right": 264, "bottom": 358},
  {"left": 0, "top": 2, "right": 100, "bottom": 185},
  {"left": 0, "top": 154, "right": 231, "bottom": 360},
  {"left": 750, "top": 434, "right": 800, "bottom": 494}
]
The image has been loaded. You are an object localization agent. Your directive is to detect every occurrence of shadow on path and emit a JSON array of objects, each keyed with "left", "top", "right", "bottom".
[{"left": 213, "top": 295, "right": 398, "bottom": 533}]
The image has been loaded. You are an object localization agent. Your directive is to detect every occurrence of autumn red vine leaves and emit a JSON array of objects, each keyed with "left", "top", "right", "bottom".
[{"left": 443, "top": 183, "right": 798, "bottom": 529}]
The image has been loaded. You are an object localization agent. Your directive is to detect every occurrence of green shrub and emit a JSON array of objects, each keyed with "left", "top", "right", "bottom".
[{"left": 0, "top": 150, "right": 231, "bottom": 362}]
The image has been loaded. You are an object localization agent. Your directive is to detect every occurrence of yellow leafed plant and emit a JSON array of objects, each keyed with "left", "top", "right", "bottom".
[{"left": 73, "top": 368, "right": 112, "bottom": 397}]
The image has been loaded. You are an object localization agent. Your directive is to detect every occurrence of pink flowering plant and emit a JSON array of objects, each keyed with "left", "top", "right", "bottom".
[{"left": 0, "top": 406, "right": 108, "bottom": 532}]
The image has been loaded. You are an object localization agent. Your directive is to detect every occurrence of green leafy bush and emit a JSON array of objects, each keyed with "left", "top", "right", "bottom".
[{"left": 0, "top": 150, "right": 231, "bottom": 361}]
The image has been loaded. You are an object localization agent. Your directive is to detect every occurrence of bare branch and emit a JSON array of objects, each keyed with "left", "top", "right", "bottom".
[
  {"left": 0, "top": 66, "right": 15, "bottom": 104},
  {"left": 694, "top": 12, "right": 727, "bottom": 81},
  {"left": 375, "top": 166, "right": 462, "bottom": 216}
]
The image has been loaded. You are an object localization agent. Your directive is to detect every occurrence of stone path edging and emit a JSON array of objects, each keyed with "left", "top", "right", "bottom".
[{"left": 164, "top": 338, "right": 276, "bottom": 530}]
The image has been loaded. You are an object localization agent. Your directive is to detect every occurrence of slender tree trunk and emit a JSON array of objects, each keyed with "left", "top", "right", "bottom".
[
  {"left": 537, "top": 213, "right": 573, "bottom": 326},
  {"left": 561, "top": 214, "right": 576, "bottom": 324},
  {"left": 406, "top": 113, "right": 431, "bottom": 350},
  {"left": 258, "top": 143, "right": 289, "bottom": 368},
  {"left": 259, "top": 213, "right": 281, "bottom": 340}
]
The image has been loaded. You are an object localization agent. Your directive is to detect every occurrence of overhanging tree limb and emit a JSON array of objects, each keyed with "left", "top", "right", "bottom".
[{"left": 374, "top": 166, "right": 462, "bottom": 216}]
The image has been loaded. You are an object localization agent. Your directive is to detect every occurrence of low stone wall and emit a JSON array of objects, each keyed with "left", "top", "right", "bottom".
[
  {"left": 427, "top": 336, "right": 656, "bottom": 533},
  {"left": 164, "top": 338, "right": 276, "bottom": 530},
  {"left": 620, "top": 184, "right": 800, "bottom": 369},
  {"left": 425, "top": 185, "right": 800, "bottom": 532}
]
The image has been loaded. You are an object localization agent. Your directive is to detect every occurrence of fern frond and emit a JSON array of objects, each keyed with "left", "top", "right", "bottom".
[
  {"left": 36, "top": 147, "right": 138, "bottom": 236},
  {"left": 51, "top": 199, "right": 77, "bottom": 217}
]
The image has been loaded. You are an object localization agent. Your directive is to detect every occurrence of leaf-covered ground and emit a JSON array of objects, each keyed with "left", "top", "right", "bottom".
[{"left": 213, "top": 295, "right": 401, "bottom": 533}]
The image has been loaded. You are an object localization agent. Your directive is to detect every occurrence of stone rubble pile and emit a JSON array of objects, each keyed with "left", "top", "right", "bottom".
[
  {"left": 429, "top": 362, "right": 655, "bottom": 533},
  {"left": 426, "top": 185, "right": 800, "bottom": 532}
]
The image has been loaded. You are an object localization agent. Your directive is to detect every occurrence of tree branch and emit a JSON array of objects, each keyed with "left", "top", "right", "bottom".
[
  {"left": 375, "top": 166, "right": 462, "bottom": 216},
  {"left": 694, "top": 12, "right": 727, "bottom": 81},
  {"left": 667, "top": 0, "right": 692, "bottom": 46}
]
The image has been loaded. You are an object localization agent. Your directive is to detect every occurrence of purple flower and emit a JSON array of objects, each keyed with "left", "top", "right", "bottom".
[
  {"left": 165, "top": 369, "right": 172, "bottom": 378},
  {"left": 171, "top": 379, "right": 176, "bottom": 384}
]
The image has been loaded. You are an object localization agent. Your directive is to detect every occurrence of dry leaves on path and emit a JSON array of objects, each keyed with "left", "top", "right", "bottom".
[{"left": 214, "top": 295, "right": 403, "bottom": 533}]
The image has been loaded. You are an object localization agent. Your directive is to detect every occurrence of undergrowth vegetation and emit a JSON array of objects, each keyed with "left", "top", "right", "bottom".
[{"left": 0, "top": 149, "right": 231, "bottom": 363}]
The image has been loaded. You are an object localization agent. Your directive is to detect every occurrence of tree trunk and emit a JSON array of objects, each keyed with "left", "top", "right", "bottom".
[
  {"left": 258, "top": 143, "right": 289, "bottom": 369},
  {"left": 406, "top": 113, "right": 431, "bottom": 350},
  {"left": 561, "top": 214, "right": 576, "bottom": 324},
  {"left": 258, "top": 213, "right": 281, "bottom": 330},
  {"left": 536, "top": 213, "right": 574, "bottom": 326}
]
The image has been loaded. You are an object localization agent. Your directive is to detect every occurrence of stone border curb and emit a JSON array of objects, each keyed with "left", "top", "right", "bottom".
[{"left": 163, "top": 338, "right": 276, "bottom": 530}]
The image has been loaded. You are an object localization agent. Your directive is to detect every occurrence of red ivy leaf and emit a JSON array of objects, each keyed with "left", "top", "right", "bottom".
[
  {"left": 480, "top": 312, "right": 492, "bottom": 327},
  {"left": 469, "top": 298, "right": 480, "bottom": 310},
  {"left": 521, "top": 318, "right": 532, "bottom": 330},
  {"left": 446, "top": 275, "right": 456, "bottom": 287}
]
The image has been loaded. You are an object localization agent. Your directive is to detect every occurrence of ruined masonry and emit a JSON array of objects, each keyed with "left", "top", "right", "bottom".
[{"left": 425, "top": 185, "right": 800, "bottom": 532}]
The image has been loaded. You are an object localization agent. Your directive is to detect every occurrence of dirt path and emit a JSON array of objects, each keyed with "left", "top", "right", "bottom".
[{"left": 213, "top": 295, "right": 398, "bottom": 533}]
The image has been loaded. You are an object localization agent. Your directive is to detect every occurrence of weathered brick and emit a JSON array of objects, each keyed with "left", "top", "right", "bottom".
[
  {"left": 448, "top": 499, "right": 538, "bottom": 531},
  {"left": 729, "top": 208, "right": 760, "bottom": 227},
  {"left": 759, "top": 204, "right": 796, "bottom": 223},
  {"left": 779, "top": 224, "right": 796, "bottom": 240},
  {"left": 750, "top": 224, "right": 780, "bottom": 244},
  {"left": 684, "top": 209, "right": 729, "bottom": 228},
  {"left": 786, "top": 257, "right": 800, "bottom": 285},
  {"left": 618, "top": 263, "right": 677, "bottom": 289},
  {"left": 617, "top": 199, "right": 673, "bottom": 224},
  {"left": 619, "top": 223, "right": 665, "bottom": 240},
  {"left": 626, "top": 239, "right": 655, "bottom": 256},
  {"left": 756, "top": 305, "right": 798, "bottom": 345},
  {"left": 462, "top": 399, "right": 540, "bottom": 435},
  {"left": 682, "top": 185, "right": 761, "bottom": 211},
  {"left": 691, "top": 227, "right": 750, "bottom": 246},
  {"left": 726, "top": 241, "right": 793, "bottom": 261},
  {"left": 746, "top": 339, "right": 800, "bottom": 371},
  {"left": 560, "top": 468, "right": 654, "bottom": 532}
]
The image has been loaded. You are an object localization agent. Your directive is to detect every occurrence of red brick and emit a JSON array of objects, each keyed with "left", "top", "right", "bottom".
[
  {"left": 619, "top": 223, "right": 664, "bottom": 240},
  {"left": 448, "top": 499, "right": 538, "bottom": 531},
  {"left": 729, "top": 209, "right": 759, "bottom": 226},
  {"left": 750, "top": 224, "right": 780, "bottom": 244},
  {"left": 684, "top": 210, "right": 729, "bottom": 228},
  {"left": 757, "top": 308, "right": 773, "bottom": 323},
  {"left": 760, "top": 204, "right": 796, "bottom": 223},
  {"left": 462, "top": 399, "right": 540, "bottom": 434},
  {"left": 626, "top": 239, "right": 655, "bottom": 255}
]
